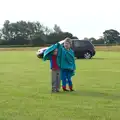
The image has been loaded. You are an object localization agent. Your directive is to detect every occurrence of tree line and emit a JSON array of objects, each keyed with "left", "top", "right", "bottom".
[{"left": 0, "top": 20, "right": 120, "bottom": 46}]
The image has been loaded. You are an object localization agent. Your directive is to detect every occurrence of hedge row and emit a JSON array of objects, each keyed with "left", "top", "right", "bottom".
[{"left": 0, "top": 44, "right": 120, "bottom": 48}]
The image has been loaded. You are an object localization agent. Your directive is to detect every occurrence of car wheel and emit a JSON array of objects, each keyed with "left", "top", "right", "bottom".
[{"left": 84, "top": 51, "right": 92, "bottom": 59}]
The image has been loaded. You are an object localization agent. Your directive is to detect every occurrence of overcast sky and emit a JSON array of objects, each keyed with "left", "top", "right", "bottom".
[{"left": 0, "top": 0, "right": 120, "bottom": 39}]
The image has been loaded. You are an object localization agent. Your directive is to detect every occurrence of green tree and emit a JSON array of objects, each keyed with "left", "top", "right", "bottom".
[
  {"left": 84, "top": 37, "right": 89, "bottom": 40},
  {"left": 72, "top": 36, "right": 78, "bottom": 39},
  {"left": 91, "top": 37, "right": 104, "bottom": 45},
  {"left": 103, "top": 29, "right": 120, "bottom": 44},
  {"left": 47, "top": 32, "right": 74, "bottom": 44},
  {"left": 27, "top": 21, "right": 36, "bottom": 45},
  {"left": 0, "top": 29, "right": 2, "bottom": 39},
  {"left": 89, "top": 37, "right": 96, "bottom": 42},
  {"left": 53, "top": 24, "right": 62, "bottom": 33},
  {"left": 0, "top": 20, "right": 78, "bottom": 45},
  {"left": 2, "top": 20, "right": 10, "bottom": 41}
]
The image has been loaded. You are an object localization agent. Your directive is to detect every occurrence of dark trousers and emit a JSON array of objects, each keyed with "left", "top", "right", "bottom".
[{"left": 51, "top": 70, "right": 60, "bottom": 91}]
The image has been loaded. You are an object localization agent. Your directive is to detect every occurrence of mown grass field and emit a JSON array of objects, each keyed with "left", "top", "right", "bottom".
[{"left": 0, "top": 47, "right": 120, "bottom": 120}]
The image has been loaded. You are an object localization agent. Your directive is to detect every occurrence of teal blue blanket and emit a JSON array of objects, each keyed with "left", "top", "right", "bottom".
[
  {"left": 57, "top": 43, "right": 76, "bottom": 71},
  {"left": 43, "top": 44, "right": 58, "bottom": 61},
  {"left": 43, "top": 43, "right": 76, "bottom": 77}
]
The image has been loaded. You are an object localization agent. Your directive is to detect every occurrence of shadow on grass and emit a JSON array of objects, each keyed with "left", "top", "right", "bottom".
[
  {"left": 75, "top": 58, "right": 105, "bottom": 61},
  {"left": 92, "top": 57, "right": 120, "bottom": 60},
  {"left": 58, "top": 90, "right": 120, "bottom": 100},
  {"left": 76, "top": 57, "right": 105, "bottom": 60},
  {"left": 92, "top": 58, "right": 105, "bottom": 60}
]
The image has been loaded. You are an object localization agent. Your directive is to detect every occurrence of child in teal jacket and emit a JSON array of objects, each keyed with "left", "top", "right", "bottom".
[{"left": 57, "top": 38, "right": 76, "bottom": 91}]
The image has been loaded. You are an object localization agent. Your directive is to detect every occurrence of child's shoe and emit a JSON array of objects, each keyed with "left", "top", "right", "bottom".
[
  {"left": 70, "top": 89, "right": 75, "bottom": 92},
  {"left": 56, "top": 89, "right": 60, "bottom": 92},
  {"left": 69, "top": 86, "right": 75, "bottom": 92},
  {"left": 52, "top": 89, "right": 57, "bottom": 93},
  {"left": 62, "top": 86, "right": 69, "bottom": 91}
]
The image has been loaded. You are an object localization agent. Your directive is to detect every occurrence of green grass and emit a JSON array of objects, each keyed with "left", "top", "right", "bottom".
[{"left": 0, "top": 51, "right": 120, "bottom": 120}]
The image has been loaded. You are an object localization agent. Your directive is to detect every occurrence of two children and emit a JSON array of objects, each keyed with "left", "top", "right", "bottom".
[{"left": 43, "top": 38, "right": 76, "bottom": 92}]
